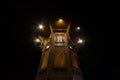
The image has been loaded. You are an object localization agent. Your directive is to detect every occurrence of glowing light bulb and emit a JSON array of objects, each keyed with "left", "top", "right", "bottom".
[
  {"left": 35, "top": 38, "right": 40, "bottom": 43},
  {"left": 77, "top": 26, "right": 80, "bottom": 30},
  {"left": 38, "top": 24, "right": 44, "bottom": 30},
  {"left": 58, "top": 19, "right": 63, "bottom": 22},
  {"left": 77, "top": 38, "right": 83, "bottom": 44}
]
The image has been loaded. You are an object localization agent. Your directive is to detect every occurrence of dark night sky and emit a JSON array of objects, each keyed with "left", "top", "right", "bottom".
[{"left": 4, "top": 1, "right": 106, "bottom": 80}]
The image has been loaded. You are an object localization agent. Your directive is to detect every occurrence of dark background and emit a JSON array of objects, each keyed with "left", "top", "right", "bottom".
[{"left": 4, "top": 1, "right": 105, "bottom": 80}]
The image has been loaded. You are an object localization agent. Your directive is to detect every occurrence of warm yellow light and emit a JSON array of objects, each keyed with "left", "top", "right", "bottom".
[
  {"left": 38, "top": 24, "right": 43, "bottom": 30},
  {"left": 77, "top": 38, "right": 83, "bottom": 44},
  {"left": 35, "top": 38, "right": 40, "bottom": 43},
  {"left": 56, "top": 18, "right": 64, "bottom": 25},
  {"left": 46, "top": 45, "right": 50, "bottom": 49},
  {"left": 58, "top": 19, "right": 63, "bottom": 22}
]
